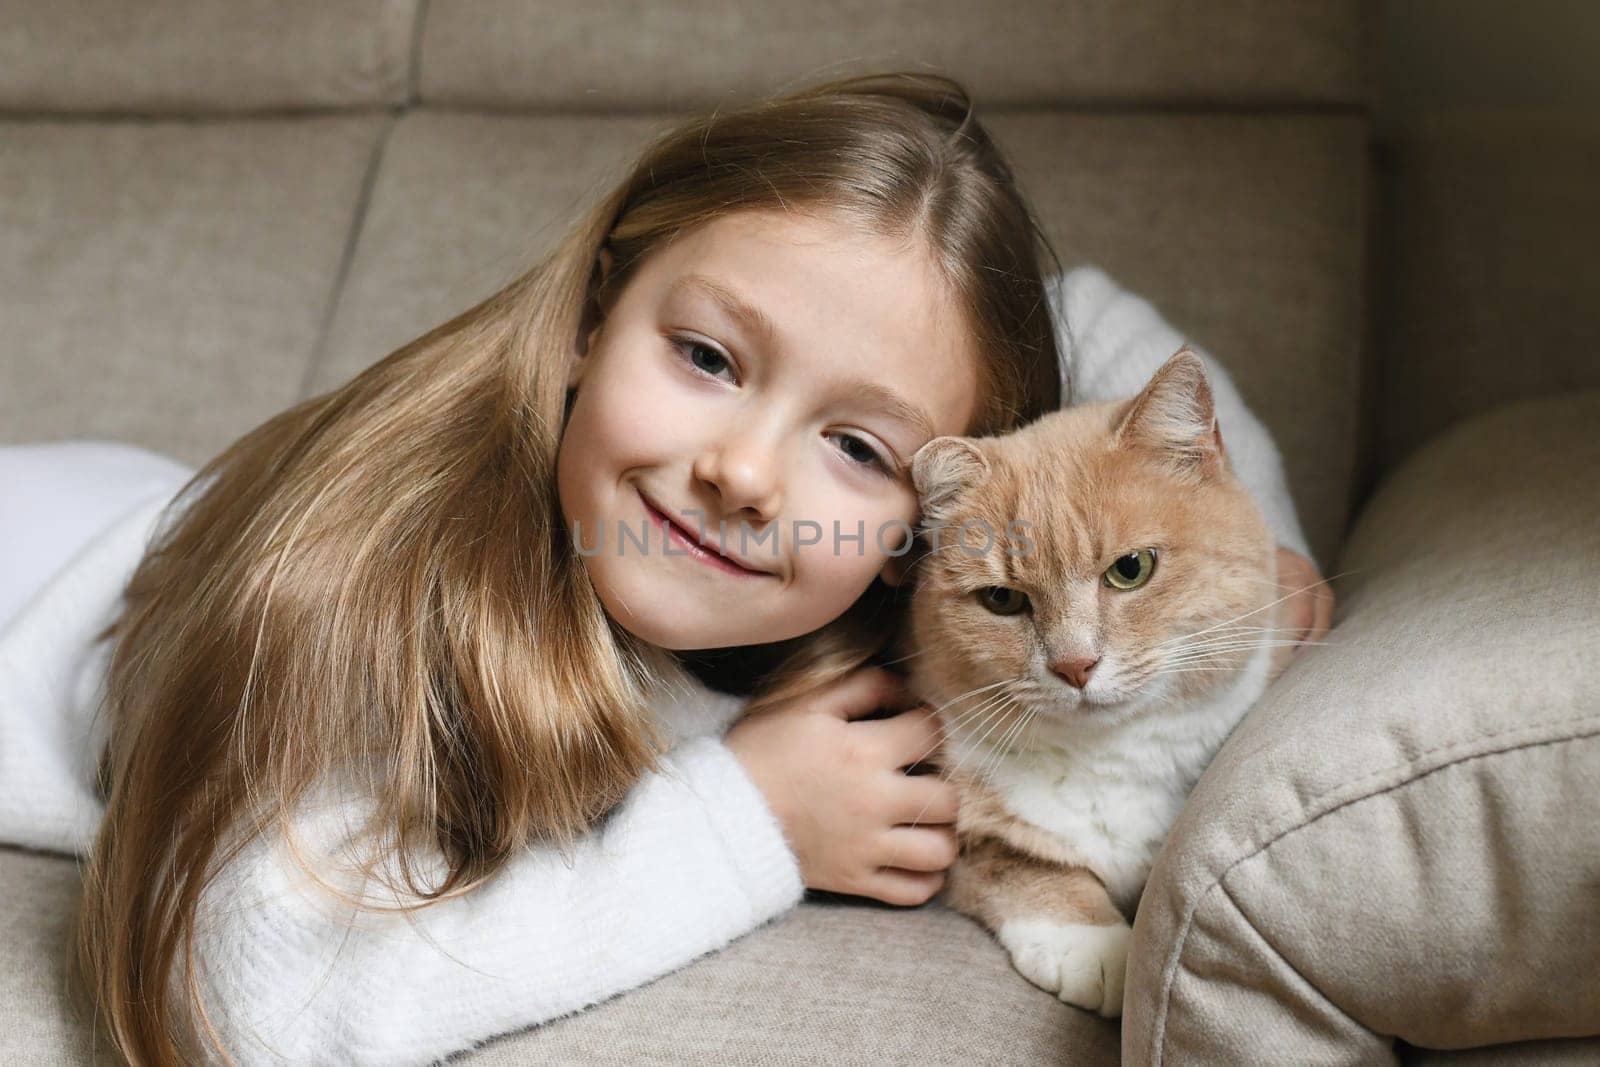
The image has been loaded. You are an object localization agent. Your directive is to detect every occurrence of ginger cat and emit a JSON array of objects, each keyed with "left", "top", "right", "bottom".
[{"left": 895, "top": 349, "right": 1297, "bottom": 1017}]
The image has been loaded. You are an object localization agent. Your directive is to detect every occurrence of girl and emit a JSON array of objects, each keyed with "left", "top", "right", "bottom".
[{"left": 0, "top": 71, "right": 1331, "bottom": 1064}]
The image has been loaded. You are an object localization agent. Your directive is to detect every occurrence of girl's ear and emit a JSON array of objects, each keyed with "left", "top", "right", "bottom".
[{"left": 569, "top": 247, "right": 616, "bottom": 389}]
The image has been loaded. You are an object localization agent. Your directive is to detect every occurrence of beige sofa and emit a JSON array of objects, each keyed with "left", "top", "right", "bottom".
[{"left": 3, "top": 2, "right": 1597, "bottom": 1063}]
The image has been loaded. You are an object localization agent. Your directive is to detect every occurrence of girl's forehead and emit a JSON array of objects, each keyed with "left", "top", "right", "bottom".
[{"left": 635, "top": 210, "right": 984, "bottom": 438}]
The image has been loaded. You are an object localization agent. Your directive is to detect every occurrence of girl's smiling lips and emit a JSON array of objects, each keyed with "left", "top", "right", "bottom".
[{"left": 636, "top": 489, "right": 778, "bottom": 578}]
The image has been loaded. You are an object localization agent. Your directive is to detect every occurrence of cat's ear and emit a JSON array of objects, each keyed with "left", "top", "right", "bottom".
[
  {"left": 912, "top": 436, "right": 990, "bottom": 521},
  {"left": 1114, "top": 347, "right": 1226, "bottom": 479}
]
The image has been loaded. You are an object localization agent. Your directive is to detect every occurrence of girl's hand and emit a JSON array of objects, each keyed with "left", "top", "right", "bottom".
[
  {"left": 725, "top": 666, "right": 961, "bottom": 907},
  {"left": 1275, "top": 546, "right": 1335, "bottom": 661}
]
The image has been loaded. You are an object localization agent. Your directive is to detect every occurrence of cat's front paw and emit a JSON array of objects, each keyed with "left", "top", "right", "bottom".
[{"left": 996, "top": 917, "right": 1131, "bottom": 1017}]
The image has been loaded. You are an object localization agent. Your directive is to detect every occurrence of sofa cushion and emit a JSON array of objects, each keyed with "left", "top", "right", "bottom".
[
  {"left": 0, "top": 116, "right": 385, "bottom": 465},
  {"left": 0, "top": 0, "right": 416, "bottom": 113},
  {"left": 416, "top": 0, "right": 1376, "bottom": 110},
  {"left": 1123, "top": 390, "right": 1600, "bottom": 1062},
  {"left": 0, "top": 844, "right": 1119, "bottom": 1064},
  {"left": 310, "top": 110, "right": 1367, "bottom": 565}
]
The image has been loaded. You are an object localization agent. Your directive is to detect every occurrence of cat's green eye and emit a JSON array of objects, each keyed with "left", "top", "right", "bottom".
[
  {"left": 978, "top": 586, "right": 1030, "bottom": 615},
  {"left": 1104, "top": 548, "right": 1158, "bottom": 590}
]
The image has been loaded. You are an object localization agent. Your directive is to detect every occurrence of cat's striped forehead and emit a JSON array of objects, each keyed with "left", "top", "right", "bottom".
[{"left": 915, "top": 397, "right": 1250, "bottom": 582}]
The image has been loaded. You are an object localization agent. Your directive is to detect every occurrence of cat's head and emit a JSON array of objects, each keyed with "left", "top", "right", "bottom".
[{"left": 903, "top": 348, "right": 1277, "bottom": 734}]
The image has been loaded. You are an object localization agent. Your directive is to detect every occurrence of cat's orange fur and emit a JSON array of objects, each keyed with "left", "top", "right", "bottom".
[{"left": 893, "top": 349, "right": 1294, "bottom": 1016}]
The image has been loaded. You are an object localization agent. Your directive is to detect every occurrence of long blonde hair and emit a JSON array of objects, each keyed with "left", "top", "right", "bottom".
[{"left": 74, "top": 69, "right": 1064, "bottom": 1065}]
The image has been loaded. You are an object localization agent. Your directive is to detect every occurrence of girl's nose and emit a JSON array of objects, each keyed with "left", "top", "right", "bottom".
[{"left": 691, "top": 428, "right": 782, "bottom": 521}]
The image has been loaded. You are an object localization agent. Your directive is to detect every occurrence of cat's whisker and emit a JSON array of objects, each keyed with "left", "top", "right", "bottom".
[
  {"left": 970, "top": 703, "right": 1036, "bottom": 787},
  {"left": 938, "top": 691, "right": 1024, "bottom": 781},
  {"left": 928, "top": 678, "right": 1016, "bottom": 721},
  {"left": 904, "top": 694, "right": 1023, "bottom": 827},
  {"left": 1161, "top": 639, "right": 1312, "bottom": 662},
  {"left": 1159, "top": 639, "right": 1305, "bottom": 660},
  {"left": 1159, "top": 641, "right": 1330, "bottom": 668},
  {"left": 962, "top": 691, "right": 1025, "bottom": 757},
  {"left": 894, "top": 536, "right": 987, "bottom": 580},
  {"left": 918, "top": 697, "right": 1010, "bottom": 765},
  {"left": 998, "top": 703, "right": 1041, "bottom": 757},
  {"left": 873, "top": 645, "right": 934, "bottom": 669},
  {"left": 1164, "top": 636, "right": 1334, "bottom": 657},
  {"left": 1235, "top": 564, "right": 1369, "bottom": 590},
  {"left": 1161, "top": 639, "right": 1287, "bottom": 657},
  {"left": 1163, "top": 624, "right": 1308, "bottom": 641},
  {"left": 1154, "top": 579, "right": 1343, "bottom": 649},
  {"left": 1179, "top": 632, "right": 1324, "bottom": 647},
  {"left": 905, "top": 684, "right": 1019, "bottom": 772},
  {"left": 934, "top": 691, "right": 1013, "bottom": 741}
]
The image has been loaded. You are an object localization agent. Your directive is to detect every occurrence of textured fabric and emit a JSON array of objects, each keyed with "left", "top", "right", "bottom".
[
  {"left": 0, "top": 491, "right": 177, "bottom": 854},
  {"left": 1123, "top": 391, "right": 1600, "bottom": 1063},
  {"left": 416, "top": 0, "right": 1377, "bottom": 109},
  {"left": 1405, "top": 1037, "right": 1600, "bottom": 1064},
  {"left": 0, "top": 845, "right": 1123, "bottom": 1067},
  {"left": 1379, "top": 111, "right": 1600, "bottom": 471},
  {"left": 0, "top": 1, "right": 1376, "bottom": 115},
  {"left": 0, "top": 116, "right": 385, "bottom": 464},
  {"left": 0, "top": 0, "right": 417, "bottom": 112},
  {"left": 309, "top": 110, "right": 1367, "bottom": 564},
  {"left": 0, "top": 440, "right": 193, "bottom": 628}
]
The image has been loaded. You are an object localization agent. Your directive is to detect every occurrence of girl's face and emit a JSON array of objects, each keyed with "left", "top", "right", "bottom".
[{"left": 556, "top": 208, "right": 982, "bottom": 650}]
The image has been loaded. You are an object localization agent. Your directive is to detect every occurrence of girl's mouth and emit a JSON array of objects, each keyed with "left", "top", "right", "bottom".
[{"left": 638, "top": 490, "right": 776, "bottom": 579}]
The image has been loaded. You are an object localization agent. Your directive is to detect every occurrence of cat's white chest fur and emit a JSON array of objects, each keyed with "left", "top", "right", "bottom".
[{"left": 947, "top": 639, "right": 1273, "bottom": 916}]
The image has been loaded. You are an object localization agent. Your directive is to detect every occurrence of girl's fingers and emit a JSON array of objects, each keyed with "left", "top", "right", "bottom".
[
  {"left": 870, "top": 866, "right": 947, "bottom": 908},
  {"left": 1310, "top": 577, "right": 1336, "bottom": 641},
  {"left": 824, "top": 666, "right": 918, "bottom": 721},
  {"left": 854, "top": 705, "right": 946, "bottom": 769},
  {"left": 1275, "top": 547, "right": 1336, "bottom": 660},
  {"left": 878, "top": 824, "right": 960, "bottom": 873},
  {"left": 890, "top": 772, "right": 961, "bottom": 826}
]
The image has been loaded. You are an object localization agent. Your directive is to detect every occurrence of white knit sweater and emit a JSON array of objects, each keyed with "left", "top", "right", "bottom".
[{"left": 0, "top": 266, "right": 1311, "bottom": 1065}]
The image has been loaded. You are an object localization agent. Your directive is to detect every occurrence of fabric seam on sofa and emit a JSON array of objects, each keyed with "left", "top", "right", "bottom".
[
  {"left": 296, "top": 116, "right": 401, "bottom": 402},
  {"left": 1212, "top": 875, "right": 1379, "bottom": 1052},
  {"left": 1152, "top": 713, "right": 1600, "bottom": 1065},
  {"left": 405, "top": 0, "right": 430, "bottom": 107}
]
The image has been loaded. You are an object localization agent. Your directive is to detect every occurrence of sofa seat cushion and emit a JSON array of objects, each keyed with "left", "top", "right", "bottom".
[
  {"left": 1123, "top": 390, "right": 1600, "bottom": 1063},
  {"left": 0, "top": 844, "right": 1118, "bottom": 1064}
]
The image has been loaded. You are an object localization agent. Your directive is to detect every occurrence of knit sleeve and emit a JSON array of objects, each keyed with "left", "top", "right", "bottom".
[
  {"left": 179, "top": 735, "right": 805, "bottom": 1065},
  {"left": 1047, "top": 265, "right": 1318, "bottom": 568}
]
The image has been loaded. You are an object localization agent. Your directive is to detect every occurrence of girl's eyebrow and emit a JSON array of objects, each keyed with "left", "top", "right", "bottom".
[
  {"left": 670, "top": 272, "right": 937, "bottom": 443},
  {"left": 831, "top": 378, "right": 937, "bottom": 443},
  {"left": 670, "top": 274, "right": 782, "bottom": 350}
]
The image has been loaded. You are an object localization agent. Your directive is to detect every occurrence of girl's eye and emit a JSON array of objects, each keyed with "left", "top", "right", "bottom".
[
  {"left": 831, "top": 431, "right": 892, "bottom": 475},
  {"left": 671, "top": 336, "right": 736, "bottom": 382},
  {"left": 669, "top": 335, "right": 892, "bottom": 477}
]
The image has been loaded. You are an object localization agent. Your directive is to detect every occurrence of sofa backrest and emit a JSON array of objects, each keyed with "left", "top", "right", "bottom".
[{"left": 0, "top": 0, "right": 1376, "bottom": 565}]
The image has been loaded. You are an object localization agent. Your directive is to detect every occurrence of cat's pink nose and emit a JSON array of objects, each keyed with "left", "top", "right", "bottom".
[{"left": 1050, "top": 656, "right": 1099, "bottom": 689}]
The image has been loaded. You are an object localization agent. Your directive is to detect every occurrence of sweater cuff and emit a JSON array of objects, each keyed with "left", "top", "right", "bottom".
[{"left": 661, "top": 735, "right": 806, "bottom": 921}]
